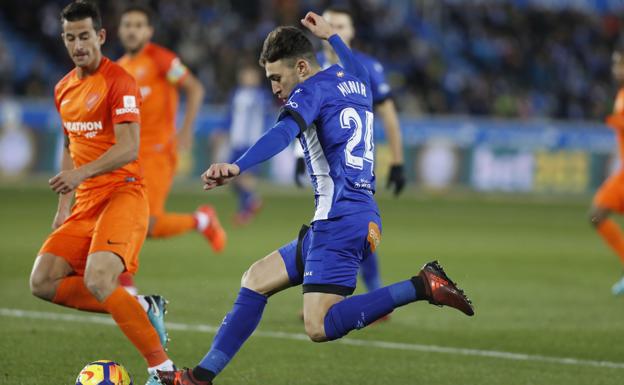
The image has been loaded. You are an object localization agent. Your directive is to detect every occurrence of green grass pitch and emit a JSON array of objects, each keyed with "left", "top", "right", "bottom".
[{"left": 1, "top": 184, "right": 623, "bottom": 385}]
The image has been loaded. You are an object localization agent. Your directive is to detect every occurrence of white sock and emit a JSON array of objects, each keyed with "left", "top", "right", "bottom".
[
  {"left": 136, "top": 295, "right": 150, "bottom": 313},
  {"left": 148, "top": 359, "right": 175, "bottom": 375},
  {"left": 123, "top": 285, "right": 138, "bottom": 296},
  {"left": 195, "top": 211, "right": 210, "bottom": 231}
]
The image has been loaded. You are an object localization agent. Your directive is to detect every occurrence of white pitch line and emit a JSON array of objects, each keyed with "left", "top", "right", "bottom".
[{"left": 2, "top": 307, "right": 623, "bottom": 370}]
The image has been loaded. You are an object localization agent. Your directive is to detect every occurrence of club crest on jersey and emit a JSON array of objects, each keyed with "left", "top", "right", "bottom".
[
  {"left": 85, "top": 93, "right": 100, "bottom": 111},
  {"left": 337, "top": 71, "right": 345, "bottom": 78}
]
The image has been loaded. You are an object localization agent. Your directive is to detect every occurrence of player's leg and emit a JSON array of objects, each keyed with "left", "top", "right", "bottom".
[
  {"left": 360, "top": 251, "right": 382, "bottom": 291},
  {"left": 157, "top": 231, "right": 307, "bottom": 385},
  {"left": 232, "top": 173, "right": 263, "bottom": 226},
  {"left": 32, "top": 222, "right": 109, "bottom": 312},
  {"left": 145, "top": 150, "right": 226, "bottom": 250},
  {"left": 29, "top": 252, "right": 109, "bottom": 311},
  {"left": 302, "top": 214, "right": 473, "bottom": 343},
  {"left": 92, "top": 185, "right": 174, "bottom": 382},
  {"left": 84, "top": 251, "right": 171, "bottom": 367},
  {"left": 590, "top": 173, "right": 624, "bottom": 293}
]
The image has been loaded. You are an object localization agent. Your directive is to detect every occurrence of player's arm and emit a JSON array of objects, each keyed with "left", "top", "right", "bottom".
[
  {"left": 49, "top": 122, "right": 139, "bottom": 194},
  {"left": 176, "top": 72, "right": 205, "bottom": 150},
  {"left": 202, "top": 115, "right": 300, "bottom": 190},
  {"left": 607, "top": 114, "right": 624, "bottom": 129},
  {"left": 51, "top": 137, "right": 74, "bottom": 229},
  {"left": 376, "top": 99, "right": 406, "bottom": 195},
  {"left": 301, "top": 12, "right": 370, "bottom": 84}
]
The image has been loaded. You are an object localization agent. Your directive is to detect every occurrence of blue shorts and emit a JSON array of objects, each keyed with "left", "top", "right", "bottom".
[{"left": 278, "top": 211, "right": 382, "bottom": 296}]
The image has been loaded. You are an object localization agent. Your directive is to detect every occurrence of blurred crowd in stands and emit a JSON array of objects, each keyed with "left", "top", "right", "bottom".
[{"left": 1, "top": 0, "right": 623, "bottom": 120}]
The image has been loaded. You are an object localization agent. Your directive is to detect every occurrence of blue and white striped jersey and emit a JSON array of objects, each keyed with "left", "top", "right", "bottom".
[
  {"left": 223, "top": 86, "right": 271, "bottom": 148},
  {"left": 280, "top": 64, "right": 379, "bottom": 222},
  {"left": 317, "top": 50, "right": 392, "bottom": 105}
]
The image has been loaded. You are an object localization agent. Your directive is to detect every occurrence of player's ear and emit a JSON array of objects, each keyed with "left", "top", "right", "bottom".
[
  {"left": 295, "top": 59, "right": 310, "bottom": 78},
  {"left": 97, "top": 28, "right": 106, "bottom": 45}
]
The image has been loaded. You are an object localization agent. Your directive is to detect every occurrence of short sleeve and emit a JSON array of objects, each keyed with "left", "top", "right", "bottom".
[
  {"left": 151, "top": 46, "right": 189, "bottom": 85},
  {"left": 108, "top": 73, "right": 142, "bottom": 125},
  {"left": 368, "top": 59, "right": 391, "bottom": 104},
  {"left": 278, "top": 83, "right": 321, "bottom": 134}
]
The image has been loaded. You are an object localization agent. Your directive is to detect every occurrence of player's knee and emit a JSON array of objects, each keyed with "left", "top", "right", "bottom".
[
  {"left": 589, "top": 209, "right": 608, "bottom": 228},
  {"left": 29, "top": 271, "right": 54, "bottom": 300},
  {"left": 304, "top": 319, "right": 328, "bottom": 343},
  {"left": 241, "top": 262, "right": 266, "bottom": 294},
  {"left": 83, "top": 268, "right": 116, "bottom": 301}
]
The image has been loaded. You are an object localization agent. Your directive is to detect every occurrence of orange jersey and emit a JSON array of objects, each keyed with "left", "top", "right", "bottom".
[
  {"left": 117, "top": 43, "right": 189, "bottom": 153},
  {"left": 606, "top": 88, "right": 624, "bottom": 160},
  {"left": 55, "top": 56, "right": 142, "bottom": 198}
]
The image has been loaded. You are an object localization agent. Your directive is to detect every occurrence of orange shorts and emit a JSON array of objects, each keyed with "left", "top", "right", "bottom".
[
  {"left": 594, "top": 171, "right": 624, "bottom": 213},
  {"left": 38, "top": 183, "right": 149, "bottom": 275},
  {"left": 141, "top": 148, "right": 177, "bottom": 217}
]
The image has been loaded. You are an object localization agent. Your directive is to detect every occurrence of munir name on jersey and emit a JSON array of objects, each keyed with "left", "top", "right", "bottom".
[{"left": 336, "top": 79, "right": 368, "bottom": 98}]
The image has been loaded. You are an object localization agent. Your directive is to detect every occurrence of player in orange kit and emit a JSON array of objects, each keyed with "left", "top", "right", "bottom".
[
  {"left": 590, "top": 49, "right": 624, "bottom": 295},
  {"left": 117, "top": 4, "right": 226, "bottom": 293},
  {"left": 28, "top": 2, "right": 173, "bottom": 384}
]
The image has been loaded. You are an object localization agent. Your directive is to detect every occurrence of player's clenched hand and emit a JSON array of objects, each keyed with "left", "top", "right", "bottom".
[
  {"left": 201, "top": 163, "right": 240, "bottom": 190},
  {"left": 49, "top": 169, "right": 86, "bottom": 195},
  {"left": 301, "top": 11, "right": 334, "bottom": 40},
  {"left": 387, "top": 164, "right": 406, "bottom": 197}
]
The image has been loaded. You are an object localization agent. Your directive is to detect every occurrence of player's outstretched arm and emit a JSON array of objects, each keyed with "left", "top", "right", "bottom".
[
  {"left": 301, "top": 12, "right": 370, "bottom": 84},
  {"left": 202, "top": 116, "right": 299, "bottom": 190},
  {"left": 202, "top": 163, "right": 240, "bottom": 190},
  {"left": 49, "top": 122, "right": 139, "bottom": 195}
]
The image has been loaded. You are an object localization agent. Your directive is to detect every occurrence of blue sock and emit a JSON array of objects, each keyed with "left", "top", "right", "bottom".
[
  {"left": 234, "top": 185, "right": 251, "bottom": 213},
  {"left": 196, "top": 288, "right": 267, "bottom": 379},
  {"left": 324, "top": 279, "right": 419, "bottom": 340},
  {"left": 360, "top": 252, "right": 382, "bottom": 292}
]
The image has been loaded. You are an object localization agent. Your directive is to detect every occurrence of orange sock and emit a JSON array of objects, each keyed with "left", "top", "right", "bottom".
[
  {"left": 150, "top": 213, "right": 196, "bottom": 238},
  {"left": 103, "top": 286, "right": 168, "bottom": 367},
  {"left": 597, "top": 219, "right": 624, "bottom": 264},
  {"left": 53, "top": 276, "right": 107, "bottom": 313},
  {"left": 119, "top": 272, "right": 134, "bottom": 287}
]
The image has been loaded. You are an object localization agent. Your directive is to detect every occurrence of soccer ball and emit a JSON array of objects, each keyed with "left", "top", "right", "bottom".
[{"left": 75, "top": 360, "right": 133, "bottom": 385}]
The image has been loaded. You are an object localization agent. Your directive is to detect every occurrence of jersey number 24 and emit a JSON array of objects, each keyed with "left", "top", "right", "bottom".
[{"left": 341, "top": 107, "right": 374, "bottom": 173}]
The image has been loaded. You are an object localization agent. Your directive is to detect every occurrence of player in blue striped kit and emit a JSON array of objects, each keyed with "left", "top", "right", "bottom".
[
  {"left": 157, "top": 12, "right": 473, "bottom": 385},
  {"left": 296, "top": 6, "right": 406, "bottom": 300},
  {"left": 217, "top": 63, "right": 272, "bottom": 225}
]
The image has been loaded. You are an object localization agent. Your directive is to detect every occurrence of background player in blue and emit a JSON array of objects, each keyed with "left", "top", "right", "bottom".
[
  {"left": 214, "top": 62, "right": 271, "bottom": 225},
  {"left": 157, "top": 12, "right": 473, "bottom": 385}
]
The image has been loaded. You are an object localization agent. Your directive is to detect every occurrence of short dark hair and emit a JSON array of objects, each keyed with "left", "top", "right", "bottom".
[
  {"left": 61, "top": 0, "right": 102, "bottom": 31},
  {"left": 259, "top": 26, "right": 318, "bottom": 67},
  {"left": 121, "top": 3, "right": 154, "bottom": 25},
  {"left": 324, "top": 6, "right": 354, "bottom": 21}
]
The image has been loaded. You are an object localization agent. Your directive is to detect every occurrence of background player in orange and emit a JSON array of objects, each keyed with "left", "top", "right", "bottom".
[
  {"left": 117, "top": 4, "right": 225, "bottom": 293},
  {"left": 28, "top": 2, "right": 174, "bottom": 384},
  {"left": 590, "top": 48, "right": 624, "bottom": 295}
]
